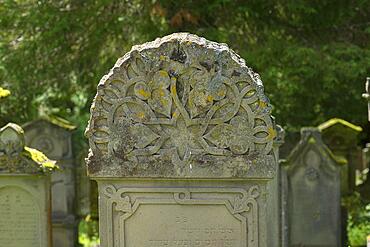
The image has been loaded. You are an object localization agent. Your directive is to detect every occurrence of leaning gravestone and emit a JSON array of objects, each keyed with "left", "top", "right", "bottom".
[
  {"left": 86, "top": 33, "right": 280, "bottom": 247},
  {"left": 0, "top": 123, "right": 56, "bottom": 247},
  {"left": 282, "top": 128, "right": 345, "bottom": 247},
  {"left": 23, "top": 117, "right": 78, "bottom": 247}
]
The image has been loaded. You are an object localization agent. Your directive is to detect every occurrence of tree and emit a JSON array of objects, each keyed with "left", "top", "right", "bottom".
[{"left": 0, "top": 0, "right": 369, "bottom": 133}]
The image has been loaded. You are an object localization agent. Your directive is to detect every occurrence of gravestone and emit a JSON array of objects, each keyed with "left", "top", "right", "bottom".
[
  {"left": 86, "top": 33, "right": 280, "bottom": 246},
  {"left": 23, "top": 117, "right": 78, "bottom": 247},
  {"left": 0, "top": 123, "right": 56, "bottom": 247},
  {"left": 282, "top": 128, "right": 345, "bottom": 247},
  {"left": 318, "top": 118, "right": 362, "bottom": 194},
  {"left": 318, "top": 118, "right": 362, "bottom": 245}
]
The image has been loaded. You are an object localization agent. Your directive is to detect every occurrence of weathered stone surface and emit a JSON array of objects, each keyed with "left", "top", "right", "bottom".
[
  {"left": 282, "top": 128, "right": 344, "bottom": 247},
  {"left": 86, "top": 33, "right": 280, "bottom": 247},
  {"left": 98, "top": 179, "right": 268, "bottom": 247},
  {"left": 0, "top": 123, "right": 54, "bottom": 247},
  {"left": 86, "top": 33, "right": 276, "bottom": 179},
  {"left": 23, "top": 117, "right": 78, "bottom": 247}
]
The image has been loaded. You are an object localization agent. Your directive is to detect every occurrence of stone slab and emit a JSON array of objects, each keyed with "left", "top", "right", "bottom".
[
  {"left": 97, "top": 179, "right": 268, "bottom": 247},
  {"left": 0, "top": 175, "right": 51, "bottom": 247}
]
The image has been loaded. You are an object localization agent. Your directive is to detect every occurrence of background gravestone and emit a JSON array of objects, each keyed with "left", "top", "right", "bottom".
[
  {"left": 283, "top": 128, "right": 344, "bottom": 247},
  {"left": 318, "top": 118, "right": 362, "bottom": 245},
  {"left": 0, "top": 123, "right": 56, "bottom": 247},
  {"left": 318, "top": 118, "right": 362, "bottom": 194},
  {"left": 86, "top": 33, "right": 280, "bottom": 247},
  {"left": 23, "top": 117, "right": 78, "bottom": 247}
]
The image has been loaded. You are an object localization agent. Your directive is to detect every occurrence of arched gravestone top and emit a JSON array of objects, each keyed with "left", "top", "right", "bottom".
[
  {"left": 0, "top": 123, "right": 56, "bottom": 174},
  {"left": 86, "top": 33, "right": 277, "bottom": 178},
  {"left": 284, "top": 128, "right": 347, "bottom": 174}
]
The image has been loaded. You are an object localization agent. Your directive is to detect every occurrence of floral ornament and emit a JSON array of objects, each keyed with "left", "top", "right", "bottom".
[
  {"left": 204, "top": 115, "right": 270, "bottom": 154},
  {"left": 232, "top": 186, "right": 260, "bottom": 214},
  {"left": 134, "top": 70, "right": 172, "bottom": 117},
  {"left": 86, "top": 33, "right": 277, "bottom": 175},
  {"left": 103, "top": 185, "right": 132, "bottom": 213},
  {"left": 188, "top": 66, "right": 229, "bottom": 118}
]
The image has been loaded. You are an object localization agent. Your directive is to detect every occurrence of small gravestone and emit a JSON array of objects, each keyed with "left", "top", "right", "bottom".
[
  {"left": 0, "top": 123, "right": 56, "bottom": 247},
  {"left": 23, "top": 117, "right": 78, "bottom": 247},
  {"left": 283, "top": 128, "right": 344, "bottom": 247},
  {"left": 86, "top": 33, "right": 280, "bottom": 246}
]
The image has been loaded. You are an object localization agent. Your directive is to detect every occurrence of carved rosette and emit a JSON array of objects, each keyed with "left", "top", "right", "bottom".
[{"left": 86, "top": 33, "right": 276, "bottom": 176}]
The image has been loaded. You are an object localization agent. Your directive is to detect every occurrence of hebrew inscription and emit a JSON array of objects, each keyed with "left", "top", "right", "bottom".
[
  {"left": 102, "top": 184, "right": 260, "bottom": 247},
  {"left": 128, "top": 205, "right": 240, "bottom": 247},
  {"left": 0, "top": 186, "right": 41, "bottom": 247},
  {"left": 86, "top": 33, "right": 276, "bottom": 176}
]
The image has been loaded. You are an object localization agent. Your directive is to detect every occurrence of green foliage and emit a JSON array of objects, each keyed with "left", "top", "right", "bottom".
[
  {"left": 0, "top": 0, "right": 369, "bottom": 131},
  {"left": 343, "top": 193, "right": 370, "bottom": 246},
  {"left": 79, "top": 216, "right": 99, "bottom": 247}
]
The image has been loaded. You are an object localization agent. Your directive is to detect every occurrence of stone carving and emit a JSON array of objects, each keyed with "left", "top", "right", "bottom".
[
  {"left": 101, "top": 184, "right": 260, "bottom": 247},
  {"left": 0, "top": 123, "right": 56, "bottom": 173},
  {"left": 87, "top": 33, "right": 281, "bottom": 247},
  {"left": 86, "top": 33, "right": 276, "bottom": 177}
]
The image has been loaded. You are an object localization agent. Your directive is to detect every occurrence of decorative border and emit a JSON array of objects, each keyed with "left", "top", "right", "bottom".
[{"left": 102, "top": 185, "right": 260, "bottom": 247}]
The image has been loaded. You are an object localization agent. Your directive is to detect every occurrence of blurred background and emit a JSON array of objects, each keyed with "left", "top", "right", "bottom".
[{"left": 0, "top": 1, "right": 369, "bottom": 246}]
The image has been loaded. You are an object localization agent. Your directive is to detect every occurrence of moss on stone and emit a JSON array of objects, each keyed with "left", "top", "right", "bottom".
[
  {"left": 46, "top": 115, "right": 76, "bottom": 130},
  {"left": 23, "top": 147, "right": 58, "bottom": 171},
  {"left": 318, "top": 118, "right": 362, "bottom": 132}
]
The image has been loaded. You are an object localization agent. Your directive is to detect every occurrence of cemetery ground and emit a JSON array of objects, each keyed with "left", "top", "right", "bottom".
[{"left": 1, "top": 1, "right": 370, "bottom": 247}]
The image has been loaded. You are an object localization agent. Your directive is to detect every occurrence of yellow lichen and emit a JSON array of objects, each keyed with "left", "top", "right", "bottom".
[
  {"left": 267, "top": 127, "right": 277, "bottom": 140},
  {"left": 137, "top": 88, "right": 151, "bottom": 98},
  {"left": 259, "top": 100, "right": 267, "bottom": 108},
  {"left": 24, "top": 147, "right": 58, "bottom": 170},
  {"left": 318, "top": 118, "right": 362, "bottom": 132},
  {"left": 160, "top": 89, "right": 166, "bottom": 96},
  {"left": 308, "top": 137, "right": 316, "bottom": 144},
  {"left": 47, "top": 115, "right": 76, "bottom": 130},
  {"left": 136, "top": 112, "right": 145, "bottom": 119},
  {"left": 0, "top": 87, "right": 10, "bottom": 99},
  {"left": 171, "top": 84, "right": 177, "bottom": 94},
  {"left": 159, "top": 70, "right": 168, "bottom": 77},
  {"left": 207, "top": 95, "right": 213, "bottom": 102}
]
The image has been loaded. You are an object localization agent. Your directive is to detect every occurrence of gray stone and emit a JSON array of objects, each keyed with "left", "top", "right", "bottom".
[
  {"left": 86, "top": 33, "right": 280, "bottom": 247},
  {"left": 282, "top": 128, "right": 344, "bottom": 247},
  {"left": 23, "top": 117, "right": 78, "bottom": 247},
  {"left": 0, "top": 123, "right": 56, "bottom": 247}
]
